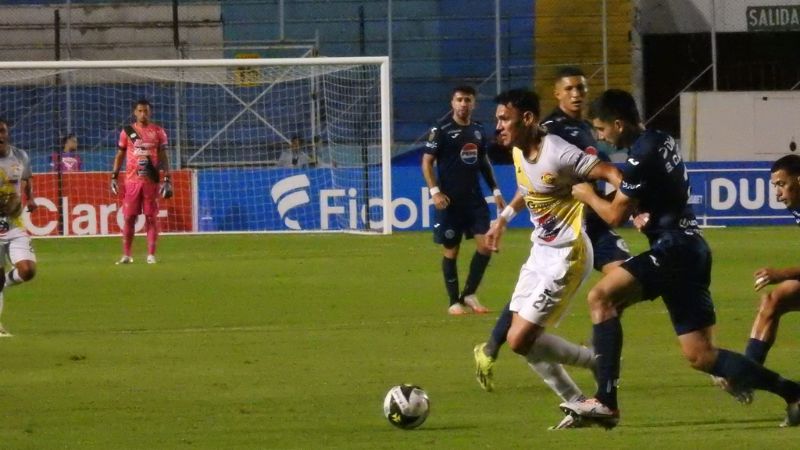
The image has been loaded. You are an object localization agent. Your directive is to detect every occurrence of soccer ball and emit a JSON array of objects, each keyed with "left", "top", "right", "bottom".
[{"left": 383, "top": 384, "right": 430, "bottom": 429}]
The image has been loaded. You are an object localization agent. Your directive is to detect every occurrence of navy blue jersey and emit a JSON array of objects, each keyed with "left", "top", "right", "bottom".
[
  {"left": 620, "top": 129, "right": 699, "bottom": 240},
  {"left": 791, "top": 207, "right": 800, "bottom": 225},
  {"left": 541, "top": 108, "right": 609, "bottom": 162},
  {"left": 424, "top": 116, "right": 489, "bottom": 201}
]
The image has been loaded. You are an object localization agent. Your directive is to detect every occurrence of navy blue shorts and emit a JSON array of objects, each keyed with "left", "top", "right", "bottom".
[
  {"left": 585, "top": 213, "right": 630, "bottom": 271},
  {"left": 433, "top": 195, "right": 490, "bottom": 248},
  {"left": 621, "top": 231, "right": 716, "bottom": 335}
]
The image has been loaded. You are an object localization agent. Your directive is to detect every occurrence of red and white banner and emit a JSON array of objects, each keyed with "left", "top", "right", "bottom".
[{"left": 24, "top": 170, "right": 193, "bottom": 236}]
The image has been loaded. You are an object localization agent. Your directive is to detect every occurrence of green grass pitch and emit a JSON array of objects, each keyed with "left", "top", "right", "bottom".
[{"left": 0, "top": 227, "right": 798, "bottom": 448}]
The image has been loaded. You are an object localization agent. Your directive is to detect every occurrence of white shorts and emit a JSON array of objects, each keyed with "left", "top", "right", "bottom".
[
  {"left": 509, "top": 231, "right": 593, "bottom": 327},
  {"left": 0, "top": 228, "right": 36, "bottom": 265}
]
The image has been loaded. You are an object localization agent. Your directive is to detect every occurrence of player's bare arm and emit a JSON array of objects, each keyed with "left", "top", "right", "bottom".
[
  {"left": 158, "top": 145, "right": 174, "bottom": 199},
  {"left": 157, "top": 145, "right": 171, "bottom": 179},
  {"left": 110, "top": 147, "right": 125, "bottom": 195},
  {"left": 421, "top": 153, "right": 449, "bottom": 209},
  {"left": 21, "top": 177, "right": 36, "bottom": 212},
  {"left": 572, "top": 161, "right": 632, "bottom": 227},
  {"left": 486, "top": 192, "right": 524, "bottom": 252},
  {"left": 478, "top": 154, "right": 506, "bottom": 210},
  {"left": 493, "top": 191, "right": 507, "bottom": 211},
  {"left": 112, "top": 147, "right": 125, "bottom": 176},
  {"left": 572, "top": 180, "right": 635, "bottom": 227},
  {"left": 585, "top": 160, "right": 623, "bottom": 190}
]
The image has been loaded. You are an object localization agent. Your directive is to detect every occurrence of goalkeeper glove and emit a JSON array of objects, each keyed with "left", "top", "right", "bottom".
[
  {"left": 160, "top": 177, "right": 173, "bottom": 199},
  {"left": 110, "top": 173, "right": 119, "bottom": 196}
]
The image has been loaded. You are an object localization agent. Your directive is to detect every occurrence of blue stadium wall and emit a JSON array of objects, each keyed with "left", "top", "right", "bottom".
[{"left": 218, "top": 1, "right": 534, "bottom": 145}]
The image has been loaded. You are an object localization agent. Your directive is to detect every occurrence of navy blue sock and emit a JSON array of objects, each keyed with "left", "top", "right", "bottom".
[
  {"left": 485, "top": 302, "right": 512, "bottom": 359},
  {"left": 593, "top": 317, "right": 622, "bottom": 410},
  {"left": 461, "top": 251, "right": 491, "bottom": 297},
  {"left": 442, "top": 256, "right": 459, "bottom": 305},
  {"left": 712, "top": 348, "right": 800, "bottom": 402},
  {"left": 744, "top": 338, "right": 771, "bottom": 365}
]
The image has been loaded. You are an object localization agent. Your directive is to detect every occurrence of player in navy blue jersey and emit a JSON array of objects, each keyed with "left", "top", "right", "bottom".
[
  {"left": 559, "top": 89, "right": 800, "bottom": 428},
  {"left": 473, "top": 68, "right": 630, "bottom": 397},
  {"left": 709, "top": 155, "right": 800, "bottom": 403},
  {"left": 422, "top": 85, "right": 506, "bottom": 315},
  {"left": 540, "top": 67, "right": 600, "bottom": 155}
]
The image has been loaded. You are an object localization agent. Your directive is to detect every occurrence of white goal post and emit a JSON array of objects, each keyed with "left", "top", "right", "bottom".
[{"left": 0, "top": 57, "right": 393, "bottom": 236}]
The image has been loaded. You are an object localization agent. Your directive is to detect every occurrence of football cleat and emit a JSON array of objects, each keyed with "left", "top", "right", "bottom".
[
  {"left": 463, "top": 294, "right": 489, "bottom": 314},
  {"left": 559, "top": 397, "right": 620, "bottom": 430},
  {"left": 147, "top": 255, "right": 157, "bottom": 264},
  {"left": 0, "top": 323, "right": 12, "bottom": 338},
  {"left": 115, "top": 255, "right": 133, "bottom": 265},
  {"left": 711, "top": 375, "right": 754, "bottom": 405},
  {"left": 781, "top": 399, "right": 800, "bottom": 427},
  {"left": 448, "top": 303, "right": 470, "bottom": 315},
  {"left": 473, "top": 343, "right": 495, "bottom": 392}
]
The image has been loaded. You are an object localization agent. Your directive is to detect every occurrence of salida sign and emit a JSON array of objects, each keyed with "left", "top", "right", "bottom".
[
  {"left": 747, "top": 5, "right": 800, "bottom": 31},
  {"left": 24, "top": 170, "right": 193, "bottom": 236}
]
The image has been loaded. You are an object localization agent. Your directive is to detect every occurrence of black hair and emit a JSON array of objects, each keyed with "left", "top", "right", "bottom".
[
  {"left": 62, "top": 133, "right": 76, "bottom": 146},
  {"left": 772, "top": 154, "right": 800, "bottom": 176},
  {"left": 494, "top": 89, "right": 540, "bottom": 117},
  {"left": 133, "top": 98, "right": 152, "bottom": 109},
  {"left": 0, "top": 117, "right": 9, "bottom": 127},
  {"left": 588, "top": 89, "right": 641, "bottom": 125},
  {"left": 554, "top": 66, "right": 585, "bottom": 81},
  {"left": 451, "top": 85, "right": 477, "bottom": 98}
]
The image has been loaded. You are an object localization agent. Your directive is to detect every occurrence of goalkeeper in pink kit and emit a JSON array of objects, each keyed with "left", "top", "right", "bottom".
[{"left": 111, "top": 98, "right": 173, "bottom": 265}]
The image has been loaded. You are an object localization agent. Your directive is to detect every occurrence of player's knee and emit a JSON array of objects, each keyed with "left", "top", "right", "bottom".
[
  {"left": 442, "top": 246, "right": 459, "bottom": 259},
  {"left": 17, "top": 263, "right": 35, "bottom": 281},
  {"left": 506, "top": 330, "right": 531, "bottom": 355},
  {"left": 682, "top": 346, "right": 716, "bottom": 371},
  {"left": 587, "top": 286, "right": 614, "bottom": 314},
  {"left": 757, "top": 291, "right": 783, "bottom": 318},
  {"left": 687, "top": 352, "right": 715, "bottom": 371}
]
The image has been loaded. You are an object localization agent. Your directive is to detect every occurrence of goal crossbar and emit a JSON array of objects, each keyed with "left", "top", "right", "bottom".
[{"left": 0, "top": 57, "right": 390, "bottom": 69}]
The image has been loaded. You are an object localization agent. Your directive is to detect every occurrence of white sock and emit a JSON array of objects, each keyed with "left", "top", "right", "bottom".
[
  {"left": 0, "top": 291, "right": 4, "bottom": 321},
  {"left": 5, "top": 269, "right": 22, "bottom": 287},
  {"left": 528, "top": 360, "right": 584, "bottom": 402},
  {"left": 529, "top": 333, "right": 595, "bottom": 369}
]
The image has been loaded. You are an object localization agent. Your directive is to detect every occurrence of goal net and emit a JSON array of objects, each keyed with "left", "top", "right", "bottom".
[{"left": 0, "top": 57, "right": 392, "bottom": 237}]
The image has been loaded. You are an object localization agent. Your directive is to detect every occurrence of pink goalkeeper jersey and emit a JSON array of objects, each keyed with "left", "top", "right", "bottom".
[{"left": 117, "top": 122, "right": 168, "bottom": 183}]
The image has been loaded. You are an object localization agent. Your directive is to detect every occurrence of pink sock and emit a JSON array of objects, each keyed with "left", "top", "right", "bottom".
[
  {"left": 146, "top": 215, "right": 158, "bottom": 255},
  {"left": 123, "top": 216, "right": 136, "bottom": 256}
]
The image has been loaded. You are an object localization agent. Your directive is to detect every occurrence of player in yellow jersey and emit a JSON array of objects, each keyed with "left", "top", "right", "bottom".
[
  {"left": 0, "top": 118, "right": 38, "bottom": 337},
  {"left": 486, "top": 89, "right": 623, "bottom": 429}
]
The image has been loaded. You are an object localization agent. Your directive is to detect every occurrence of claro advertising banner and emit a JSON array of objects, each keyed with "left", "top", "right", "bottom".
[
  {"left": 18, "top": 162, "right": 796, "bottom": 236},
  {"left": 24, "top": 170, "right": 193, "bottom": 236}
]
